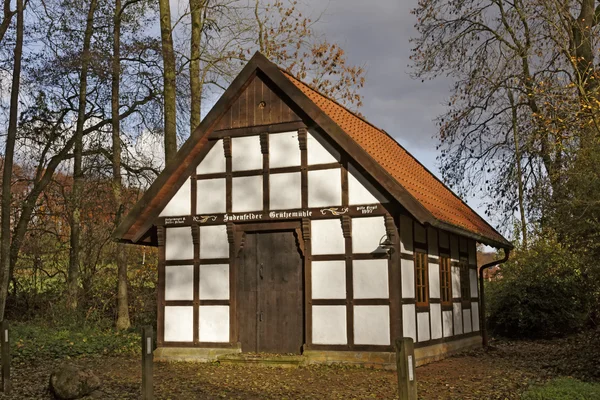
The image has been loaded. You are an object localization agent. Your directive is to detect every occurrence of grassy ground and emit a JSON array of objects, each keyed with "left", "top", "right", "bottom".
[{"left": 0, "top": 327, "right": 598, "bottom": 399}]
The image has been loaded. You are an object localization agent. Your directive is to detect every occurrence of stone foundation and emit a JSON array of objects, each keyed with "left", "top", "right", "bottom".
[{"left": 154, "top": 345, "right": 241, "bottom": 362}]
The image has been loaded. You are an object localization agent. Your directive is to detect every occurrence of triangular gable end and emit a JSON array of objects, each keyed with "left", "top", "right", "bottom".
[{"left": 114, "top": 52, "right": 510, "bottom": 249}]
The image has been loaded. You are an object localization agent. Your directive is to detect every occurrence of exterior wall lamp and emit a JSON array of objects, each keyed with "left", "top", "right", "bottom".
[{"left": 379, "top": 234, "right": 395, "bottom": 257}]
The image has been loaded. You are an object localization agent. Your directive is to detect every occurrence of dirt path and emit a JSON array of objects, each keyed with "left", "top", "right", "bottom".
[{"left": 2, "top": 333, "right": 597, "bottom": 399}]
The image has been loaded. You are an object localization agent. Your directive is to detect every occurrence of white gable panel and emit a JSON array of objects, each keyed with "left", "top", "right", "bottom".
[
  {"left": 165, "top": 227, "right": 194, "bottom": 260},
  {"left": 347, "top": 164, "right": 386, "bottom": 205},
  {"left": 312, "top": 305, "right": 347, "bottom": 344},
  {"left": 165, "top": 265, "right": 194, "bottom": 301},
  {"left": 199, "top": 264, "right": 229, "bottom": 300},
  {"left": 308, "top": 168, "right": 342, "bottom": 207},
  {"left": 196, "top": 178, "right": 226, "bottom": 214},
  {"left": 352, "top": 216, "right": 386, "bottom": 254},
  {"left": 159, "top": 180, "right": 191, "bottom": 217},
  {"left": 307, "top": 131, "right": 340, "bottom": 165},
  {"left": 164, "top": 306, "right": 193, "bottom": 342},
  {"left": 354, "top": 306, "right": 390, "bottom": 345},
  {"left": 401, "top": 258, "right": 415, "bottom": 298},
  {"left": 270, "top": 131, "right": 301, "bottom": 168},
  {"left": 470, "top": 269, "right": 478, "bottom": 298},
  {"left": 443, "top": 310, "right": 453, "bottom": 337},
  {"left": 311, "top": 219, "right": 345, "bottom": 255},
  {"left": 200, "top": 225, "right": 229, "bottom": 259},
  {"left": 196, "top": 140, "right": 225, "bottom": 174},
  {"left": 353, "top": 259, "right": 389, "bottom": 299},
  {"left": 430, "top": 303, "right": 442, "bottom": 340},
  {"left": 312, "top": 260, "right": 346, "bottom": 299},
  {"left": 453, "top": 303, "right": 463, "bottom": 335},
  {"left": 417, "top": 312, "right": 430, "bottom": 342},
  {"left": 402, "top": 304, "right": 416, "bottom": 341},
  {"left": 232, "top": 176, "right": 262, "bottom": 212},
  {"left": 199, "top": 306, "right": 229, "bottom": 342},
  {"left": 270, "top": 172, "right": 301, "bottom": 210},
  {"left": 232, "top": 136, "right": 262, "bottom": 171}
]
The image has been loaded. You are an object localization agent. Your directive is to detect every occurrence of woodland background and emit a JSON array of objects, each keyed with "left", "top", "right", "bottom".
[{"left": 0, "top": 0, "right": 598, "bottom": 361}]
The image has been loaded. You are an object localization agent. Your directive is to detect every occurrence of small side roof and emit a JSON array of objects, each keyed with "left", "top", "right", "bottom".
[{"left": 114, "top": 52, "right": 512, "bottom": 249}]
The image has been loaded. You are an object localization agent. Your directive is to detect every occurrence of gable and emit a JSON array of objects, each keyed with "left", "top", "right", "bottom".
[
  {"left": 213, "top": 74, "right": 301, "bottom": 131},
  {"left": 114, "top": 52, "right": 510, "bottom": 249}
]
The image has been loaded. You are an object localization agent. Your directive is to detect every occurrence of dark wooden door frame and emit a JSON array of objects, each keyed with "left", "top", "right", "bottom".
[{"left": 231, "top": 220, "right": 306, "bottom": 352}]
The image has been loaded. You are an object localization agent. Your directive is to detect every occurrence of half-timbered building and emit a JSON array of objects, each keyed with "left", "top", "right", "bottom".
[{"left": 114, "top": 52, "right": 512, "bottom": 367}]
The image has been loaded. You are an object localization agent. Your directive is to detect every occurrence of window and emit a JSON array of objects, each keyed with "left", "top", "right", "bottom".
[
  {"left": 459, "top": 257, "right": 470, "bottom": 302},
  {"left": 415, "top": 250, "right": 428, "bottom": 306},
  {"left": 440, "top": 255, "right": 452, "bottom": 305}
]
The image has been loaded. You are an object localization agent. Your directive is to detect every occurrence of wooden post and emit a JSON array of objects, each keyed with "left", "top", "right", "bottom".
[
  {"left": 141, "top": 326, "right": 153, "bottom": 400},
  {"left": 395, "top": 338, "right": 417, "bottom": 400},
  {"left": 1, "top": 320, "right": 10, "bottom": 394}
]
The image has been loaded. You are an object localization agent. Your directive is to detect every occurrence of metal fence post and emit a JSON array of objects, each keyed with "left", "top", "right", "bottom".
[
  {"left": 1, "top": 320, "right": 10, "bottom": 394},
  {"left": 395, "top": 337, "right": 417, "bottom": 400},
  {"left": 141, "top": 326, "right": 153, "bottom": 400}
]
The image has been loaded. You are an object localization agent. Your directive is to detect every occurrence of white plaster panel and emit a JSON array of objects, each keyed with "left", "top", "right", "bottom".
[
  {"left": 351, "top": 216, "right": 386, "bottom": 254},
  {"left": 429, "top": 263, "right": 440, "bottom": 299},
  {"left": 353, "top": 259, "right": 389, "bottom": 299},
  {"left": 270, "top": 131, "right": 301, "bottom": 168},
  {"left": 348, "top": 170, "right": 379, "bottom": 205},
  {"left": 199, "top": 225, "right": 229, "bottom": 259},
  {"left": 401, "top": 258, "right": 415, "bottom": 298},
  {"left": 470, "top": 269, "right": 478, "bottom": 298},
  {"left": 311, "top": 261, "right": 346, "bottom": 299},
  {"left": 232, "top": 136, "right": 262, "bottom": 171},
  {"left": 165, "top": 227, "right": 194, "bottom": 261},
  {"left": 471, "top": 302, "right": 480, "bottom": 331},
  {"left": 353, "top": 306, "right": 390, "bottom": 345},
  {"left": 197, "top": 140, "right": 225, "bottom": 174},
  {"left": 463, "top": 308, "right": 472, "bottom": 333},
  {"left": 453, "top": 303, "right": 463, "bottom": 335},
  {"left": 232, "top": 176, "right": 262, "bottom": 212},
  {"left": 399, "top": 215, "right": 414, "bottom": 253},
  {"left": 417, "top": 312, "right": 431, "bottom": 342},
  {"left": 269, "top": 172, "right": 301, "bottom": 210},
  {"left": 443, "top": 310, "right": 453, "bottom": 338},
  {"left": 307, "top": 131, "right": 340, "bottom": 165},
  {"left": 312, "top": 305, "right": 347, "bottom": 345},
  {"left": 311, "top": 219, "right": 345, "bottom": 255},
  {"left": 402, "top": 304, "right": 416, "bottom": 341},
  {"left": 430, "top": 303, "right": 442, "bottom": 340},
  {"left": 452, "top": 266, "right": 461, "bottom": 296},
  {"left": 159, "top": 180, "right": 191, "bottom": 217},
  {"left": 199, "top": 306, "right": 229, "bottom": 342},
  {"left": 439, "top": 230, "right": 449, "bottom": 249},
  {"left": 308, "top": 168, "right": 342, "bottom": 207},
  {"left": 199, "top": 264, "right": 229, "bottom": 300},
  {"left": 165, "top": 265, "right": 194, "bottom": 301},
  {"left": 196, "top": 178, "right": 226, "bottom": 214},
  {"left": 164, "top": 306, "right": 193, "bottom": 342}
]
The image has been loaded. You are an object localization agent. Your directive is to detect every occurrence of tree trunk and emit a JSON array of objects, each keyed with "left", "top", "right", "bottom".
[
  {"left": 0, "top": 0, "right": 15, "bottom": 45},
  {"left": 508, "top": 90, "right": 528, "bottom": 248},
  {"left": 112, "top": 0, "right": 130, "bottom": 330},
  {"left": 190, "top": 0, "right": 205, "bottom": 134},
  {"left": 158, "top": 0, "right": 177, "bottom": 164},
  {"left": 68, "top": 0, "right": 97, "bottom": 311},
  {"left": 0, "top": 0, "right": 23, "bottom": 321}
]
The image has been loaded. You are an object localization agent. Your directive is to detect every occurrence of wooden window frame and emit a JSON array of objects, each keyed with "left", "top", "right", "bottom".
[
  {"left": 414, "top": 249, "right": 429, "bottom": 307},
  {"left": 439, "top": 254, "right": 452, "bottom": 306},
  {"left": 459, "top": 257, "right": 470, "bottom": 306}
]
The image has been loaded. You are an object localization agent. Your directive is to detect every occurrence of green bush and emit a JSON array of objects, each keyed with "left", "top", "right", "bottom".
[
  {"left": 487, "top": 235, "right": 588, "bottom": 339},
  {"left": 522, "top": 378, "right": 600, "bottom": 400}
]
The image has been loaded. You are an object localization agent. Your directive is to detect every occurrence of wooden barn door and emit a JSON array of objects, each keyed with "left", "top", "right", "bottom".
[{"left": 237, "top": 230, "right": 304, "bottom": 354}]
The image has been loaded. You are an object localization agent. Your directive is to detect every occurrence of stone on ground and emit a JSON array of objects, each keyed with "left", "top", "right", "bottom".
[{"left": 49, "top": 364, "right": 101, "bottom": 399}]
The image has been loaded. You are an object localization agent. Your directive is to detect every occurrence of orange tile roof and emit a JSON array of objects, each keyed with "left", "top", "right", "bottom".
[{"left": 283, "top": 71, "right": 507, "bottom": 245}]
